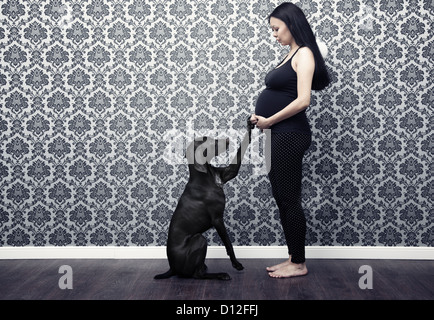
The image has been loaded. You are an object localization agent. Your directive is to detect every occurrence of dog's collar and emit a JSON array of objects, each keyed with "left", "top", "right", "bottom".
[
  {"left": 208, "top": 165, "right": 224, "bottom": 188},
  {"left": 214, "top": 174, "right": 224, "bottom": 188}
]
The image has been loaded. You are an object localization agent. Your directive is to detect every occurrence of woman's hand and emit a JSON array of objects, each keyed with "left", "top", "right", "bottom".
[
  {"left": 251, "top": 114, "right": 271, "bottom": 130},
  {"left": 250, "top": 114, "right": 258, "bottom": 126}
]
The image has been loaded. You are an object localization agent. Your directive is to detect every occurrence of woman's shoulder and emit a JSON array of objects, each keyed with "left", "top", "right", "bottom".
[
  {"left": 294, "top": 46, "right": 314, "bottom": 64},
  {"left": 293, "top": 46, "right": 315, "bottom": 73},
  {"left": 298, "top": 46, "right": 314, "bottom": 57}
]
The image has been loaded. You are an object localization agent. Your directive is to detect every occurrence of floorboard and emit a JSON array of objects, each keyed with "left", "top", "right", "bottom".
[{"left": 0, "top": 259, "right": 432, "bottom": 300}]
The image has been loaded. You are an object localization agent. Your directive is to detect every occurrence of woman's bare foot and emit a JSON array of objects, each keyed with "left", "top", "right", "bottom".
[
  {"left": 266, "top": 258, "right": 292, "bottom": 272},
  {"left": 268, "top": 262, "right": 308, "bottom": 278}
]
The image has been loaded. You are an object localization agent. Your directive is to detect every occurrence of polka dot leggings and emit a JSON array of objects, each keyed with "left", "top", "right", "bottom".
[{"left": 267, "top": 131, "right": 311, "bottom": 264}]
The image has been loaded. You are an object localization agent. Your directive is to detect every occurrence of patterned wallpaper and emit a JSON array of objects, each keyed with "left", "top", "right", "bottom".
[{"left": 0, "top": 0, "right": 432, "bottom": 248}]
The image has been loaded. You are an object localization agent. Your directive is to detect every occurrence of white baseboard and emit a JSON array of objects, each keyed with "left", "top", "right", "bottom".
[{"left": 0, "top": 246, "right": 433, "bottom": 260}]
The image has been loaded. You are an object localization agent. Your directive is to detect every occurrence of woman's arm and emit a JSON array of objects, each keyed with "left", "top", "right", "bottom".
[{"left": 253, "top": 47, "right": 315, "bottom": 130}]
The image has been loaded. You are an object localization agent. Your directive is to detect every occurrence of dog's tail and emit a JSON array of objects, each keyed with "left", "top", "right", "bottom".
[{"left": 154, "top": 269, "right": 175, "bottom": 280}]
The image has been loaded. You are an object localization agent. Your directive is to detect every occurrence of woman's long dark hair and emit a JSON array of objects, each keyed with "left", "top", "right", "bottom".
[{"left": 269, "top": 2, "right": 330, "bottom": 90}]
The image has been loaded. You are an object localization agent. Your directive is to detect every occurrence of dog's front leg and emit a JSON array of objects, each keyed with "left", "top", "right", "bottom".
[
  {"left": 220, "top": 126, "right": 252, "bottom": 184},
  {"left": 213, "top": 217, "right": 244, "bottom": 271}
]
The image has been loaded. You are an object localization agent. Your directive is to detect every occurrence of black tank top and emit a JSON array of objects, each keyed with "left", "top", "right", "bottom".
[{"left": 255, "top": 46, "right": 311, "bottom": 134}]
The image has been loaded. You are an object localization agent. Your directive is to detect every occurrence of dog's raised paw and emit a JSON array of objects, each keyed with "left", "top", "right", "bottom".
[{"left": 247, "top": 116, "right": 255, "bottom": 129}]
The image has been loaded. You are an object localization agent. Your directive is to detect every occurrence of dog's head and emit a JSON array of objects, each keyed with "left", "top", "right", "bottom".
[{"left": 185, "top": 136, "right": 230, "bottom": 173}]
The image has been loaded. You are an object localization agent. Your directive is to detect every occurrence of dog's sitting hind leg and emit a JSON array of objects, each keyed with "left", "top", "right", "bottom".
[{"left": 185, "top": 234, "right": 231, "bottom": 281}]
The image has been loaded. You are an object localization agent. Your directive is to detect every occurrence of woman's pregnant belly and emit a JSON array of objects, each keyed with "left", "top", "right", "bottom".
[
  {"left": 255, "top": 88, "right": 310, "bottom": 133},
  {"left": 255, "top": 88, "right": 296, "bottom": 118}
]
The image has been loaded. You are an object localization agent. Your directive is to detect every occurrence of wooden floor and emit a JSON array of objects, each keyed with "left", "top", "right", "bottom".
[{"left": 0, "top": 259, "right": 433, "bottom": 300}]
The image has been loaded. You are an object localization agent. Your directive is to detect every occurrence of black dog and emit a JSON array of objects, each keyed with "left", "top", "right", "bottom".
[{"left": 155, "top": 119, "right": 253, "bottom": 280}]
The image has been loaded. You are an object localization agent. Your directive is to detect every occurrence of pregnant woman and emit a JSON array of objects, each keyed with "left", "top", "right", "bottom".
[{"left": 250, "top": 2, "right": 330, "bottom": 278}]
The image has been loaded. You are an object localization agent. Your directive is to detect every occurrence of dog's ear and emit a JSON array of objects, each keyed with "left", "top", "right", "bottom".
[
  {"left": 194, "top": 162, "right": 208, "bottom": 173},
  {"left": 185, "top": 137, "right": 208, "bottom": 173}
]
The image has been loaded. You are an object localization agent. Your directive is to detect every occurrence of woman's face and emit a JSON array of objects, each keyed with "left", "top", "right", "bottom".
[{"left": 269, "top": 17, "right": 293, "bottom": 46}]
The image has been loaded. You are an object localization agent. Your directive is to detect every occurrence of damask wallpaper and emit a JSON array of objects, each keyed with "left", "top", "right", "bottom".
[{"left": 0, "top": 0, "right": 432, "bottom": 248}]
